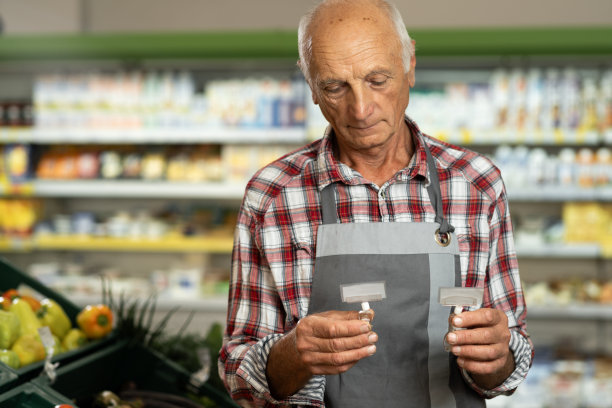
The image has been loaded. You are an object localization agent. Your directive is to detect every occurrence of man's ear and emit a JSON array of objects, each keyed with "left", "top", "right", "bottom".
[
  {"left": 311, "top": 90, "right": 319, "bottom": 105},
  {"left": 408, "top": 39, "right": 416, "bottom": 87}
]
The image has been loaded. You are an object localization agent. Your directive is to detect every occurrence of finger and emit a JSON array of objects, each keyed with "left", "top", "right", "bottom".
[
  {"left": 298, "top": 331, "right": 378, "bottom": 353},
  {"left": 452, "top": 308, "right": 505, "bottom": 329},
  {"left": 450, "top": 343, "right": 507, "bottom": 362},
  {"left": 456, "top": 356, "right": 508, "bottom": 375},
  {"left": 446, "top": 326, "right": 509, "bottom": 346},
  {"left": 302, "top": 344, "right": 377, "bottom": 369},
  {"left": 303, "top": 315, "right": 371, "bottom": 339},
  {"left": 318, "top": 310, "right": 362, "bottom": 320}
]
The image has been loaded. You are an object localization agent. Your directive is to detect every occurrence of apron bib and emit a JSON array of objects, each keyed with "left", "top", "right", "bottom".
[{"left": 308, "top": 142, "right": 485, "bottom": 408}]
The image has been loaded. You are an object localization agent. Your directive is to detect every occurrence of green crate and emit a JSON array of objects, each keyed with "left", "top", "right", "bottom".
[
  {"left": 0, "top": 382, "right": 73, "bottom": 408},
  {"left": 0, "top": 258, "right": 117, "bottom": 383},
  {"left": 34, "top": 339, "right": 238, "bottom": 408},
  {"left": 0, "top": 362, "right": 17, "bottom": 394}
]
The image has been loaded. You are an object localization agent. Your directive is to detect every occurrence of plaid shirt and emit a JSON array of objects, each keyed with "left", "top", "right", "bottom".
[{"left": 220, "top": 118, "right": 533, "bottom": 407}]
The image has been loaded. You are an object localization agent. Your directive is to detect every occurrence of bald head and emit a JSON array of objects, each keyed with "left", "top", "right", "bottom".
[{"left": 298, "top": 0, "right": 413, "bottom": 85}]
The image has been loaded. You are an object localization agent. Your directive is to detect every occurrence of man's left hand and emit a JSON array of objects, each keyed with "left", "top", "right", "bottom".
[{"left": 445, "top": 308, "right": 515, "bottom": 390}]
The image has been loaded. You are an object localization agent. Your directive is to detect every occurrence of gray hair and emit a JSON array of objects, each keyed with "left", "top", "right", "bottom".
[{"left": 297, "top": 0, "right": 414, "bottom": 85}]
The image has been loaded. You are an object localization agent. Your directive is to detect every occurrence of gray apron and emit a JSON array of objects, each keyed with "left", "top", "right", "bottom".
[{"left": 308, "top": 142, "right": 486, "bottom": 408}]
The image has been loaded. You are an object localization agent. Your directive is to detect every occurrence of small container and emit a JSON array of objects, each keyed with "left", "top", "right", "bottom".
[{"left": 438, "top": 287, "right": 484, "bottom": 351}]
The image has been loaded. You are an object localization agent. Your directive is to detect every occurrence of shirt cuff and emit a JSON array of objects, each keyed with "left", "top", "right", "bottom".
[
  {"left": 461, "top": 329, "right": 533, "bottom": 398},
  {"left": 236, "top": 333, "right": 326, "bottom": 406}
]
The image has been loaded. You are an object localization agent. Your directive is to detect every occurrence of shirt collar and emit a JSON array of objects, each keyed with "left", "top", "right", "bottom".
[{"left": 315, "top": 116, "right": 430, "bottom": 191}]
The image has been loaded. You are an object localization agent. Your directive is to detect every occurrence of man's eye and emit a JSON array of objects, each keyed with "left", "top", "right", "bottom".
[
  {"left": 370, "top": 78, "right": 388, "bottom": 86},
  {"left": 325, "top": 85, "right": 343, "bottom": 94}
]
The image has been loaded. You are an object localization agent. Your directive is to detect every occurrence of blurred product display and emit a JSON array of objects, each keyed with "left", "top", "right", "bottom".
[
  {"left": 406, "top": 68, "right": 612, "bottom": 145},
  {"left": 32, "top": 72, "right": 306, "bottom": 131},
  {"left": 0, "top": 29, "right": 610, "bottom": 407}
]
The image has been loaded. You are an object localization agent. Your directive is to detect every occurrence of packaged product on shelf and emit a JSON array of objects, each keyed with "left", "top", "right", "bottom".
[
  {"left": 140, "top": 151, "right": 166, "bottom": 180},
  {"left": 595, "top": 147, "right": 612, "bottom": 186},
  {"left": 600, "top": 70, "right": 612, "bottom": 142},
  {"left": 122, "top": 152, "right": 142, "bottom": 179},
  {"left": 3, "top": 144, "right": 30, "bottom": 184},
  {"left": 0, "top": 199, "right": 41, "bottom": 238},
  {"left": 168, "top": 267, "right": 202, "bottom": 299},
  {"left": 563, "top": 202, "right": 609, "bottom": 243},
  {"left": 76, "top": 149, "right": 100, "bottom": 179},
  {"left": 576, "top": 148, "right": 596, "bottom": 187},
  {"left": 99, "top": 151, "right": 123, "bottom": 179}
]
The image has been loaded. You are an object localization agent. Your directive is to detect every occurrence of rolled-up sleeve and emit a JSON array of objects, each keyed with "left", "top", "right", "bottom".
[
  {"left": 219, "top": 194, "right": 325, "bottom": 407},
  {"left": 462, "top": 184, "right": 534, "bottom": 397}
]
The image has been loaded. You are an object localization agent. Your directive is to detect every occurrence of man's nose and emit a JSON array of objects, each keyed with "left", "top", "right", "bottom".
[{"left": 348, "top": 86, "right": 373, "bottom": 120}]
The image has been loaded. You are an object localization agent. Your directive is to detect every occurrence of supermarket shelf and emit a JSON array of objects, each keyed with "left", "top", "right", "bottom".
[
  {"left": 68, "top": 294, "right": 229, "bottom": 312},
  {"left": 4, "top": 181, "right": 611, "bottom": 201},
  {"left": 0, "top": 126, "right": 307, "bottom": 144},
  {"left": 1, "top": 180, "right": 246, "bottom": 199},
  {"left": 507, "top": 186, "right": 611, "bottom": 202},
  {"left": 0, "top": 235, "right": 234, "bottom": 253},
  {"left": 528, "top": 304, "right": 612, "bottom": 320},
  {"left": 516, "top": 243, "right": 601, "bottom": 258}
]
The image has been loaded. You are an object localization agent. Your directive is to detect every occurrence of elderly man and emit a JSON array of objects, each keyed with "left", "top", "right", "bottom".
[{"left": 220, "top": 0, "right": 533, "bottom": 406}]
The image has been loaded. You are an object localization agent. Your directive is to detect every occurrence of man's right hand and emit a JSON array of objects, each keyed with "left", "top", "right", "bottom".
[{"left": 267, "top": 310, "right": 377, "bottom": 400}]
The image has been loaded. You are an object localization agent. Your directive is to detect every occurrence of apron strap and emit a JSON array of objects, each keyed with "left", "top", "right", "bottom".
[
  {"left": 321, "top": 183, "right": 338, "bottom": 225},
  {"left": 423, "top": 141, "right": 455, "bottom": 234}
]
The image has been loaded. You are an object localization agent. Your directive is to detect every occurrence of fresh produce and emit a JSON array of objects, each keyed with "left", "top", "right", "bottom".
[
  {"left": 2, "top": 289, "right": 19, "bottom": 303},
  {"left": 0, "top": 309, "right": 20, "bottom": 349},
  {"left": 9, "top": 298, "right": 41, "bottom": 336},
  {"left": 1, "top": 289, "right": 40, "bottom": 311},
  {"left": 37, "top": 298, "right": 72, "bottom": 339},
  {"left": 0, "top": 349, "right": 20, "bottom": 369},
  {"left": 0, "top": 296, "right": 11, "bottom": 311},
  {"left": 11, "top": 333, "right": 46, "bottom": 366},
  {"left": 62, "top": 328, "right": 88, "bottom": 351},
  {"left": 77, "top": 304, "right": 113, "bottom": 339}
]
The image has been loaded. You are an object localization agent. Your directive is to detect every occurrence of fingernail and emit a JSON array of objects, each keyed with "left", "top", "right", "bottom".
[
  {"left": 453, "top": 317, "right": 462, "bottom": 327},
  {"left": 361, "top": 324, "right": 371, "bottom": 333},
  {"left": 452, "top": 346, "right": 461, "bottom": 354},
  {"left": 457, "top": 358, "right": 464, "bottom": 367},
  {"left": 368, "top": 333, "right": 378, "bottom": 344},
  {"left": 447, "top": 333, "right": 457, "bottom": 344},
  {"left": 367, "top": 345, "right": 376, "bottom": 355}
]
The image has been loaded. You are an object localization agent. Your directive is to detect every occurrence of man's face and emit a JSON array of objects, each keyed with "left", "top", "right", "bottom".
[{"left": 308, "top": 6, "right": 415, "bottom": 153}]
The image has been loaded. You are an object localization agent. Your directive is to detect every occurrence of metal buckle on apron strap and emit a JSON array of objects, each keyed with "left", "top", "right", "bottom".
[{"left": 434, "top": 228, "right": 451, "bottom": 247}]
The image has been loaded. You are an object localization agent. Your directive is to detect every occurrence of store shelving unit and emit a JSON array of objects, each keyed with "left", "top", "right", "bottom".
[
  {"left": 1, "top": 180, "right": 247, "bottom": 199},
  {"left": 0, "top": 29, "right": 611, "bottom": 357},
  {"left": 0, "top": 234, "right": 234, "bottom": 253},
  {"left": 0, "top": 127, "right": 307, "bottom": 144}
]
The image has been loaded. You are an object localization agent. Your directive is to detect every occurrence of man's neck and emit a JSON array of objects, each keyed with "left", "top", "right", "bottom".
[{"left": 335, "top": 124, "right": 414, "bottom": 187}]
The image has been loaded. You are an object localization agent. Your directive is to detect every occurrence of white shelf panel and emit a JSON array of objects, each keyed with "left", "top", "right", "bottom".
[
  {"left": 0, "top": 127, "right": 307, "bottom": 144},
  {"left": 69, "top": 294, "right": 228, "bottom": 312},
  {"left": 516, "top": 243, "right": 601, "bottom": 258},
  {"left": 507, "top": 186, "right": 603, "bottom": 201},
  {"left": 26, "top": 180, "right": 246, "bottom": 199},
  {"left": 528, "top": 304, "right": 612, "bottom": 320}
]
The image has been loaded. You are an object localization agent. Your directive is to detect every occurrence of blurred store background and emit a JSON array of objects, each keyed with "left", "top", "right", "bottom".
[{"left": 0, "top": 0, "right": 611, "bottom": 406}]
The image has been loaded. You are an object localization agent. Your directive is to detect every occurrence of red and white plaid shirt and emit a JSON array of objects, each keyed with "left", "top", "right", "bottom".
[{"left": 220, "top": 118, "right": 533, "bottom": 407}]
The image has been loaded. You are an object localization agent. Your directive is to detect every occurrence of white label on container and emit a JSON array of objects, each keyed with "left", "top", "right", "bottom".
[{"left": 341, "top": 281, "right": 387, "bottom": 303}]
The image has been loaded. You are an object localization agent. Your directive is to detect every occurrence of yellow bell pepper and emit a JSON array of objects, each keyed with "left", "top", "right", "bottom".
[
  {"left": 37, "top": 299, "right": 72, "bottom": 340},
  {"left": 0, "top": 349, "right": 20, "bottom": 369},
  {"left": 11, "top": 333, "right": 46, "bottom": 366},
  {"left": 0, "top": 310, "right": 20, "bottom": 349},
  {"left": 9, "top": 298, "right": 41, "bottom": 337},
  {"left": 62, "top": 328, "right": 88, "bottom": 351},
  {"left": 77, "top": 304, "right": 113, "bottom": 339}
]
